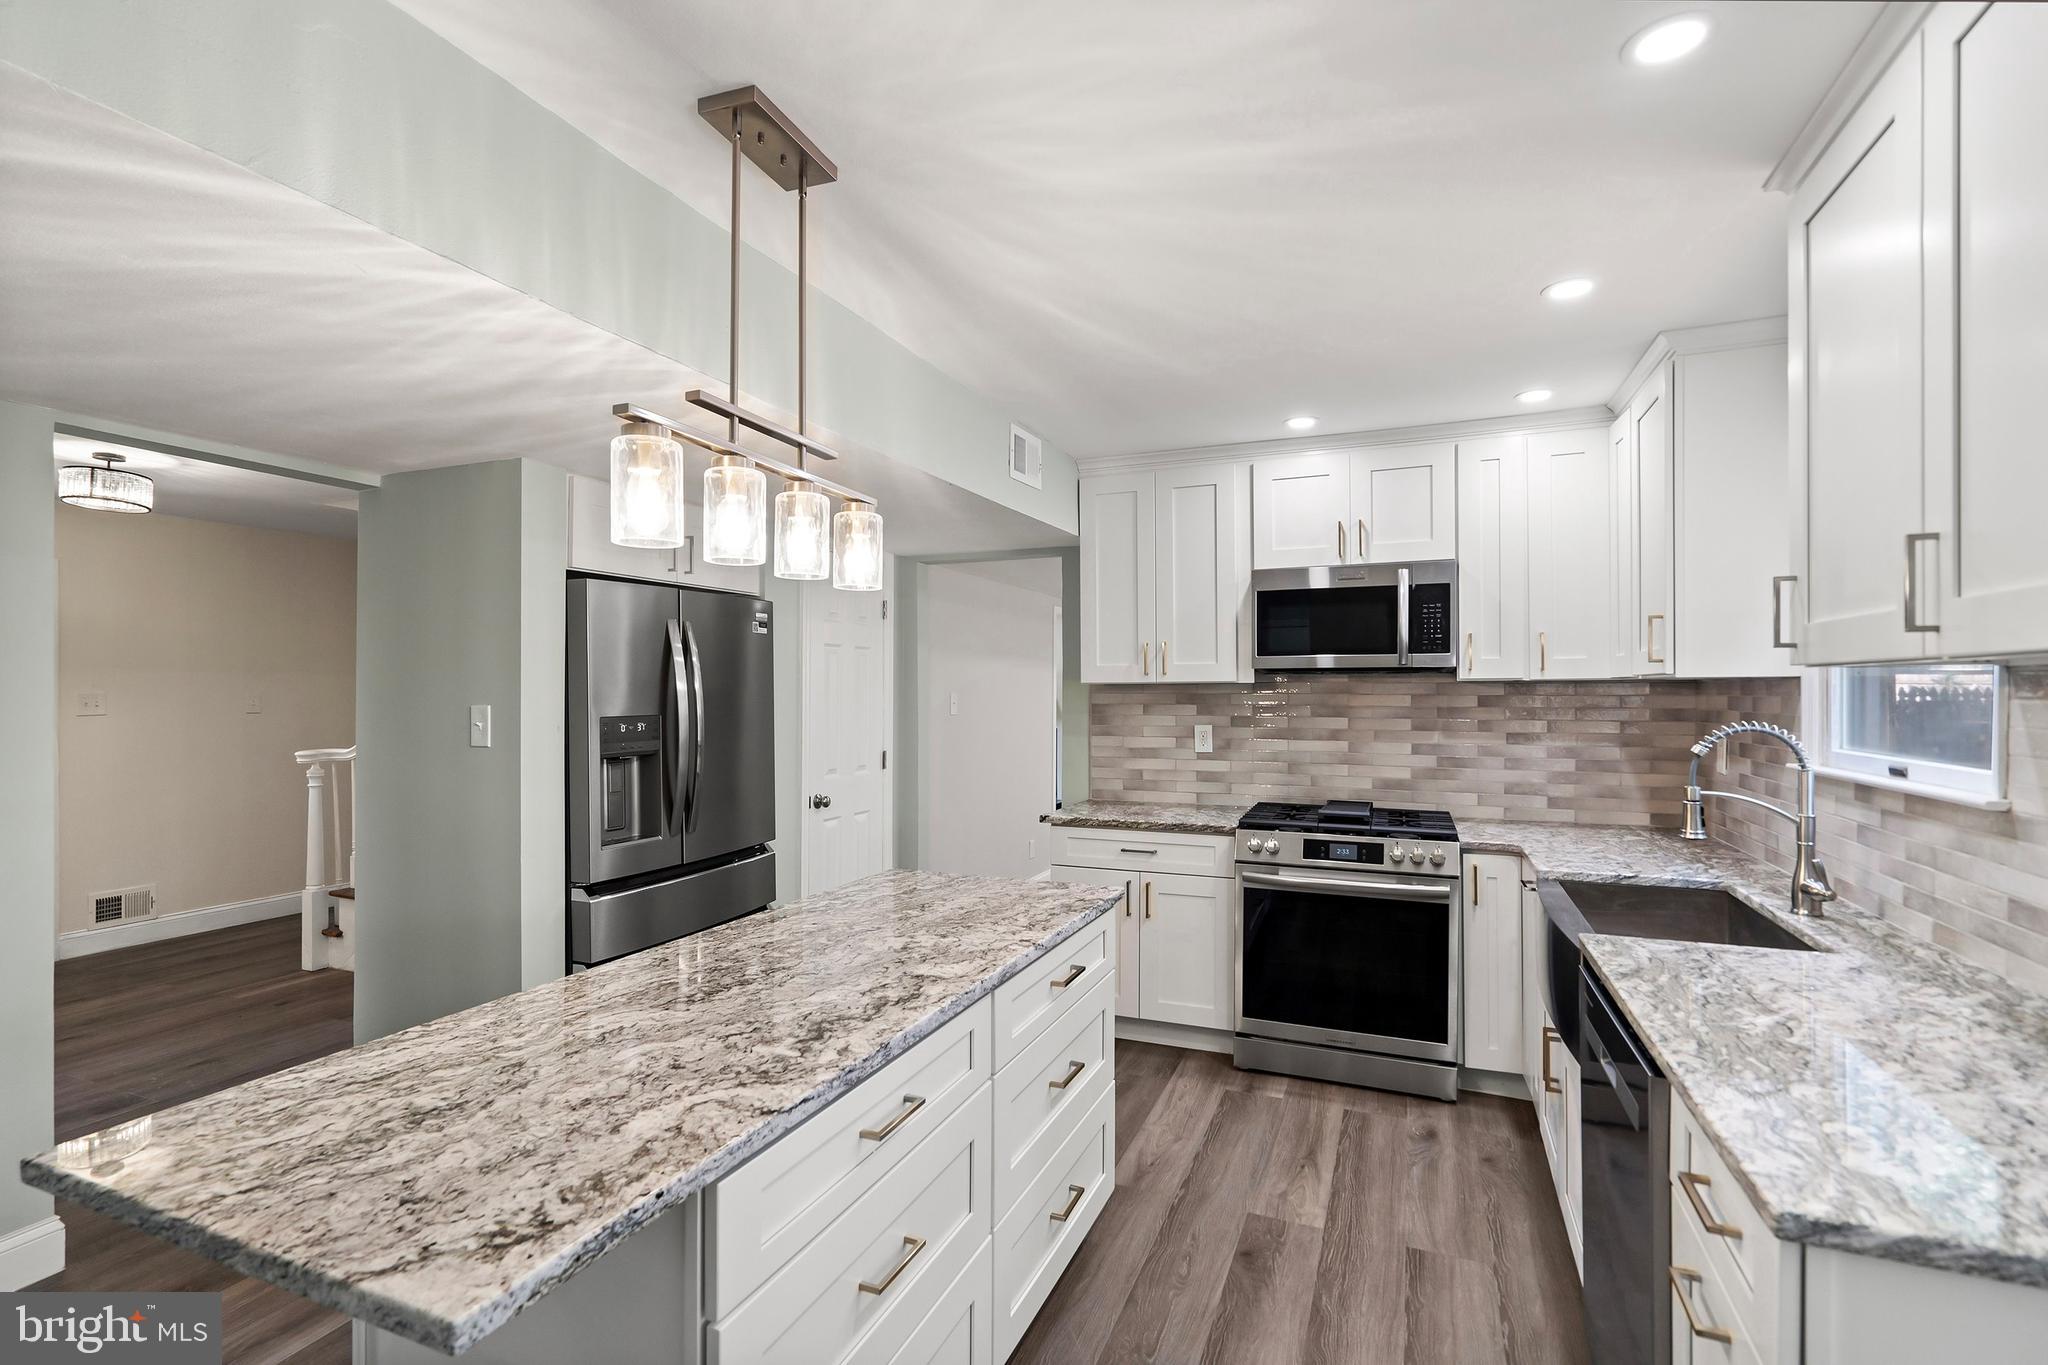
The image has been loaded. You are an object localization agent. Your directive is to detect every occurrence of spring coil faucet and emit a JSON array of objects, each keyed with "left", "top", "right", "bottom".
[{"left": 1682, "top": 721, "right": 1837, "bottom": 918}]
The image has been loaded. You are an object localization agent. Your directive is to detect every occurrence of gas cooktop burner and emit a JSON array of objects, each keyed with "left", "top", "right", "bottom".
[{"left": 1238, "top": 799, "right": 1459, "bottom": 841}]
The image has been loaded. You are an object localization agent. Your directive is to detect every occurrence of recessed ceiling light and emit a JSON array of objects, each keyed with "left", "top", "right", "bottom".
[
  {"left": 1625, "top": 13, "right": 1710, "bottom": 66},
  {"left": 1285, "top": 416, "right": 1318, "bottom": 431},
  {"left": 1541, "top": 277, "right": 1596, "bottom": 302},
  {"left": 1516, "top": 389, "right": 1554, "bottom": 405}
]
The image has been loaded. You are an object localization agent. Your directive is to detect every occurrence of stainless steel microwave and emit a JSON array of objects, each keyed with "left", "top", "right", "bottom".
[{"left": 1250, "top": 560, "right": 1457, "bottom": 670}]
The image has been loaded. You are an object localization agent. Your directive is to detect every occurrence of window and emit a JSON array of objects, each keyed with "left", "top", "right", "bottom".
[{"left": 1815, "top": 663, "right": 2005, "bottom": 802}]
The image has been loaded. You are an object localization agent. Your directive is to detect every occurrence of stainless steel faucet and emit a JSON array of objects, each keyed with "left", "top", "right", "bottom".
[{"left": 1681, "top": 721, "right": 1836, "bottom": 918}]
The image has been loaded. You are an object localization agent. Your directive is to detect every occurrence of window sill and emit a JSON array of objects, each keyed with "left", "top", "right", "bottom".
[{"left": 1812, "top": 764, "right": 2011, "bottom": 812}]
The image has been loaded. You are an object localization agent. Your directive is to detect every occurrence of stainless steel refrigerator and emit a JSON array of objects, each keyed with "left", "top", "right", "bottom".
[{"left": 566, "top": 574, "right": 777, "bottom": 968}]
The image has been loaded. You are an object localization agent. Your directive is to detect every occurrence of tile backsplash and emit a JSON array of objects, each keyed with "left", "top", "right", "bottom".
[{"left": 1089, "top": 669, "right": 2048, "bottom": 991}]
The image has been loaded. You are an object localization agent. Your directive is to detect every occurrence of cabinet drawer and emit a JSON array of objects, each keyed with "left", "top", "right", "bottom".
[
  {"left": 880, "top": 1238, "right": 992, "bottom": 1365},
  {"left": 992, "top": 1085, "right": 1115, "bottom": 1362},
  {"left": 711, "top": 1084, "right": 993, "bottom": 1365},
  {"left": 1670, "top": 1093, "right": 1781, "bottom": 1340},
  {"left": 991, "top": 923, "right": 1110, "bottom": 1071},
  {"left": 1670, "top": 1190, "right": 1766, "bottom": 1365},
  {"left": 1048, "top": 827, "right": 1233, "bottom": 878},
  {"left": 994, "top": 973, "right": 1116, "bottom": 1222},
  {"left": 707, "top": 999, "right": 992, "bottom": 1318}
]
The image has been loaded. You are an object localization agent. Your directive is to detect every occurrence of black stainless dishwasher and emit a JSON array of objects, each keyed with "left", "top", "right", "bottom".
[{"left": 1578, "top": 962, "right": 1670, "bottom": 1365}]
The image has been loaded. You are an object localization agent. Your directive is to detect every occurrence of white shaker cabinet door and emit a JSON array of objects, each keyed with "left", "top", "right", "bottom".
[
  {"left": 1923, "top": 3, "right": 2048, "bottom": 658},
  {"left": 1526, "top": 427, "right": 1617, "bottom": 680},
  {"left": 1251, "top": 451, "right": 1349, "bottom": 568},
  {"left": 1460, "top": 853, "right": 1524, "bottom": 1074},
  {"left": 1628, "top": 366, "right": 1676, "bottom": 677},
  {"left": 1049, "top": 865, "right": 1140, "bottom": 1019},
  {"left": 1078, "top": 474, "right": 1157, "bottom": 683},
  {"left": 1455, "top": 436, "right": 1528, "bottom": 679},
  {"left": 1136, "top": 872, "right": 1233, "bottom": 1031},
  {"left": 1789, "top": 41, "right": 1932, "bottom": 665},
  {"left": 1153, "top": 462, "right": 1245, "bottom": 683},
  {"left": 1350, "top": 442, "right": 1456, "bottom": 563}
]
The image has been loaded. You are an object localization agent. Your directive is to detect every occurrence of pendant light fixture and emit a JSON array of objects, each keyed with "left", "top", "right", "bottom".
[
  {"left": 610, "top": 86, "right": 881, "bottom": 586},
  {"left": 58, "top": 452, "right": 154, "bottom": 514},
  {"left": 609, "top": 422, "right": 685, "bottom": 548}
]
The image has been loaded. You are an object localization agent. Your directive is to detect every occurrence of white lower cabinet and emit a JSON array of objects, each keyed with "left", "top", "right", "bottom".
[
  {"left": 887, "top": 1240, "right": 993, "bottom": 1365},
  {"left": 992, "top": 1085, "right": 1116, "bottom": 1361},
  {"left": 1051, "top": 830, "right": 1236, "bottom": 1035},
  {"left": 1461, "top": 853, "right": 1523, "bottom": 1074}
]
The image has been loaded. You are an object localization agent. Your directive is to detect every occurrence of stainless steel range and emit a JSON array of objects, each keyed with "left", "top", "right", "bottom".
[{"left": 1233, "top": 800, "right": 1464, "bottom": 1101}]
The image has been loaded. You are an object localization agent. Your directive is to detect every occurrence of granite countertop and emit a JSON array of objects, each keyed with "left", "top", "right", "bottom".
[
  {"left": 1464, "top": 821, "right": 2048, "bottom": 1288},
  {"left": 21, "top": 871, "right": 1122, "bottom": 1354},
  {"left": 1044, "top": 800, "right": 1252, "bottom": 837}
]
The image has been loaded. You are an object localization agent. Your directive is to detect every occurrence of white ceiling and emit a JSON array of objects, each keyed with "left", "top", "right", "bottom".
[
  {"left": 52, "top": 435, "right": 361, "bottom": 538},
  {"left": 0, "top": 64, "right": 1066, "bottom": 557},
  {"left": 390, "top": 0, "right": 1879, "bottom": 458}
]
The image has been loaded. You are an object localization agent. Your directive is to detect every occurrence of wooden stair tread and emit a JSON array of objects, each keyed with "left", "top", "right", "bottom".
[{"left": 329, "top": 887, "right": 355, "bottom": 900}]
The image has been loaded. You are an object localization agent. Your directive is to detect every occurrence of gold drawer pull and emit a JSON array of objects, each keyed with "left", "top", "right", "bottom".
[
  {"left": 858, "top": 1234, "right": 927, "bottom": 1295},
  {"left": 1141, "top": 641, "right": 1149, "bottom": 676},
  {"left": 1144, "top": 882, "right": 1154, "bottom": 919},
  {"left": 1678, "top": 1170, "right": 1743, "bottom": 1240},
  {"left": 1050, "top": 1183, "right": 1086, "bottom": 1223},
  {"left": 1049, "top": 1059, "right": 1086, "bottom": 1090},
  {"left": 858, "top": 1094, "right": 926, "bottom": 1143},
  {"left": 1540, "top": 1026, "right": 1562, "bottom": 1095},
  {"left": 1646, "top": 612, "right": 1666, "bottom": 664},
  {"left": 1052, "top": 963, "right": 1086, "bottom": 989},
  {"left": 1669, "top": 1265, "right": 1735, "bottom": 1344}
]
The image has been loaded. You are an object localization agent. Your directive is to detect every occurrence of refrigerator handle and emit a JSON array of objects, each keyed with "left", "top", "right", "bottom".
[
  {"left": 683, "top": 619, "right": 706, "bottom": 832},
  {"left": 666, "top": 619, "right": 689, "bottom": 840}
]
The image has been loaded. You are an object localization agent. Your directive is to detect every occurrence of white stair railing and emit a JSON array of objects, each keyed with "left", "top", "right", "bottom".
[{"left": 295, "top": 746, "right": 356, "bottom": 971}]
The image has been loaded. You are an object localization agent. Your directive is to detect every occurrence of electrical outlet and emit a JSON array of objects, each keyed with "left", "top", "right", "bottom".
[
  {"left": 76, "top": 690, "right": 107, "bottom": 717},
  {"left": 1194, "top": 723, "right": 1214, "bottom": 754},
  {"left": 1027, "top": 837, "right": 1036, "bottom": 860}
]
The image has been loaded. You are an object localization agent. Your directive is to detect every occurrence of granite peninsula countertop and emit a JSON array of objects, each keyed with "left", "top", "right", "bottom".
[
  {"left": 1044, "top": 800, "right": 1252, "bottom": 836},
  {"left": 1464, "top": 821, "right": 2048, "bottom": 1288},
  {"left": 21, "top": 870, "right": 1122, "bottom": 1354}
]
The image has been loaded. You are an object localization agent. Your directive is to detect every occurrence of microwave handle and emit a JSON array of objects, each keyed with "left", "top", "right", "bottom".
[{"left": 1396, "top": 566, "right": 1411, "bottom": 666}]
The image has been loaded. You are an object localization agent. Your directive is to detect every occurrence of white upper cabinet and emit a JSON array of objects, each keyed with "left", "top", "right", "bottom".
[
  {"left": 1922, "top": 3, "right": 2048, "bottom": 658},
  {"left": 1525, "top": 427, "right": 1617, "bottom": 679},
  {"left": 1079, "top": 464, "right": 1244, "bottom": 684},
  {"left": 1607, "top": 411, "right": 1638, "bottom": 679},
  {"left": 1350, "top": 442, "right": 1457, "bottom": 562},
  {"left": 1626, "top": 364, "right": 1675, "bottom": 675},
  {"left": 1790, "top": 40, "right": 1930, "bottom": 665},
  {"left": 1078, "top": 473, "right": 1157, "bottom": 683},
  {"left": 1455, "top": 435, "right": 1529, "bottom": 680},
  {"left": 1250, "top": 450, "right": 1348, "bottom": 568},
  {"left": 566, "top": 474, "right": 760, "bottom": 594}
]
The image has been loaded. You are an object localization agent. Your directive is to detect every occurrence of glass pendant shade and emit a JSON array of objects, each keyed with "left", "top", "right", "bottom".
[
  {"left": 703, "top": 457, "right": 767, "bottom": 565},
  {"left": 773, "top": 483, "right": 831, "bottom": 580},
  {"left": 57, "top": 456, "right": 153, "bottom": 514},
  {"left": 609, "top": 429, "right": 686, "bottom": 549},
  {"left": 832, "top": 504, "right": 885, "bottom": 591}
]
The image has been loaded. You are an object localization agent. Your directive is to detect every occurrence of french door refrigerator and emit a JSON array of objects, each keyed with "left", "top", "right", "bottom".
[{"left": 567, "top": 574, "right": 776, "bottom": 968}]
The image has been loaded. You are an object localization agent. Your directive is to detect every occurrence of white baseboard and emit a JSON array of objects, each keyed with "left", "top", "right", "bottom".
[
  {"left": 57, "top": 891, "right": 300, "bottom": 959},
  {"left": 1114, "top": 1016, "right": 1234, "bottom": 1055},
  {"left": 0, "top": 1214, "right": 65, "bottom": 1289}
]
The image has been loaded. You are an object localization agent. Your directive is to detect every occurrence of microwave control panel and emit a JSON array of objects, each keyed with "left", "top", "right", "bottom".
[{"left": 1409, "top": 584, "right": 1452, "bottom": 655}]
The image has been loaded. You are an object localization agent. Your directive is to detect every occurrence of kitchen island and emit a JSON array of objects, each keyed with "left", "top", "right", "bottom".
[{"left": 22, "top": 869, "right": 1124, "bottom": 1362}]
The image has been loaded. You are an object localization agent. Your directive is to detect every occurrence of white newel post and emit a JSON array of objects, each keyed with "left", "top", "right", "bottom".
[
  {"left": 300, "top": 759, "right": 330, "bottom": 971},
  {"left": 295, "top": 745, "right": 357, "bottom": 972}
]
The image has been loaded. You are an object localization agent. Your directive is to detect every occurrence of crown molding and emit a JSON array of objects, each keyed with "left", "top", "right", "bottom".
[
  {"left": 1765, "top": 2, "right": 1935, "bottom": 195},
  {"left": 1607, "top": 316, "right": 1788, "bottom": 412},
  {"left": 1073, "top": 404, "right": 1617, "bottom": 474}
]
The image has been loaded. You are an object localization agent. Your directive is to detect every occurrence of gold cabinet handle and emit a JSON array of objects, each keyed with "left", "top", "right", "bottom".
[
  {"left": 1771, "top": 574, "right": 1797, "bottom": 649},
  {"left": 1357, "top": 518, "right": 1367, "bottom": 559},
  {"left": 1141, "top": 640, "right": 1149, "bottom": 676},
  {"left": 1468, "top": 865, "right": 1479, "bottom": 906},
  {"left": 1464, "top": 631, "right": 1474, "bottom": 673},
  {"left": 1143, "top": 881, "right": 1154, "bottom": 919},
  {"left": 1123, "top": 878, "right": 1133, "bottom": 917},
  {"left": 858, "top": 1234, "right": 928, "bottom": 1296},
  {"left": 1669, "top": 1265, "right": 1735, "bottom": 1345},
  {"left": 1052, "top": 963, "right": 1086, "bottom": 989},
  {"left": 1904, "top": 532, "right": 1940, "bottom": 633},
  {"left": 1678, "top": 1170, "right": 1743, "bottom": 1241},
  {"left": 1161, "top": 639, "right": 1168, "bottom": 676},
  {"left": 1539, "top": 630, "right": 1548, "bottom": 674},
  {"left": 1646, "top": 612, "right": 1666, "bottom": 664},
  {"left": 1049, "top": 1183, "right": 1086, "bottom": 1223},
  {"left": 1336, "top": 519, "right": 1346, "bottom": 561},
  {"left": 1540, "top": 1026, "right": 1562, "bottom": 1095},
  {"left": 1049, "top": 1059, "right": 1086, "bottom": 1090},
  {"left": 859, "top": 1094, "right": 927, "bottom": 1142}
]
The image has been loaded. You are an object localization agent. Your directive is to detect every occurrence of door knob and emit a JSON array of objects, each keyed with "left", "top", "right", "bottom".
[{"left": 809, "top": 793, "right": 832, "bottom": 809}]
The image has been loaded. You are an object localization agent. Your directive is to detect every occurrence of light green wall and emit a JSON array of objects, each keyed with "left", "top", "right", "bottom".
[
  {"left": 354, "top": 459, "right": 567, "bottom": 1040},
  {"left": 0, "top": 0, "right": 1079, "bottom": 534},
  {"left": 0, "top": 400, "right": 58, "bottom": 1252}
]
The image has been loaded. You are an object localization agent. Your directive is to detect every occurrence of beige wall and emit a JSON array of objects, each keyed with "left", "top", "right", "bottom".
[{"left": 56, "top": 507, "right": 356, "bottom": 936}]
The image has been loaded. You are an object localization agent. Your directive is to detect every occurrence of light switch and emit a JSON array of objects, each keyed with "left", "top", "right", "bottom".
[
  {"left": 76, "top": 690, "right": 107, "bottom": 717},
  {"left": 470, "top": 704, "right": 492, "bottom": 748},
  {"left": 1194, "top": 724, "right": 1214, "bottom": 754},
  {"left": 949, "top": 692, "right": 960, "bottom": 716}
]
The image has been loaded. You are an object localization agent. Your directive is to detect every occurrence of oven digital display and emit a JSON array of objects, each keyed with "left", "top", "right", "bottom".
[{"left": 1303, "top": 839, "right": 1382, "bottom": 865}]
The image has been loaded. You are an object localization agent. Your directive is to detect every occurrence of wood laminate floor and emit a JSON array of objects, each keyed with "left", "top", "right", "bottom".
[
  {"left": 1012, "top": 1042, "right": 1592, "bottom": 1365},
  {"left": 32, "top": 916, "right": 354, "bottom": 1365}
]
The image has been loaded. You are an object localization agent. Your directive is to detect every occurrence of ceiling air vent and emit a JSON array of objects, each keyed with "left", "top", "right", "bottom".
[
  {"left": 1009, "top": 425, "right": 1043, "bottom": 490},
  {"left": 91, "top": 885, "right": 156, "bottom": 925}
]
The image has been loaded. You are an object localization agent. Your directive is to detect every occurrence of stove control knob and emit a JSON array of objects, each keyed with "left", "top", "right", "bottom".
[
  {"left": 1245, "top": 837, "right": 1261, "bottom": 854},
  {"left": 1429, "top": 847, "right": 1446, "bottom": 867},
  {"left": 1390, "top": 842, "right": 1408, "bottom": 863},
  {"left": 1261, "top": 839, "right": 1280, "bottom": 855}
]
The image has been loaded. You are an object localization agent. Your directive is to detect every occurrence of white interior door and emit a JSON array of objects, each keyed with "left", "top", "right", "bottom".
[
  {"left": 1153, "top": 461, "right": 1243, "bottom": 683},
  {"left": 1351, "top": 442, "right": 1457, "bottom": 562},
  {"left": 1454, "top": 435, "right": 1527, "bottom": 679},
  {"left": 1078, "top": 474, "right": 1156, "bottom": 682},
  {"left": 1526, "top": 427, "right": 1616, "bottom": 679},
  {"left": 1250, "top": 451, "right": 1349, "bottom": 568},
  {"left": 801, "top": 582, "right": 889, "bottom": 896}
]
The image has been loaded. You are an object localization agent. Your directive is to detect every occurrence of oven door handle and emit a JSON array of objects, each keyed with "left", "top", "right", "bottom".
[{"left": 1240, "top": 870, "right": 1453, "bottom": 903}]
